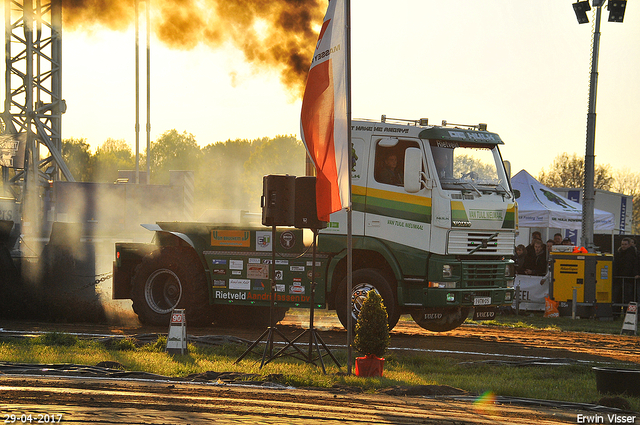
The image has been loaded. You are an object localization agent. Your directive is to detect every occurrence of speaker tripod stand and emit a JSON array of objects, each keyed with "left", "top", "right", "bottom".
[
  {"left": 269, "top": 228, "right": 341, "bottom": 373},
  {"left": 235, "top": 175, "right": 339, "bottom": 371},
  {"left": 234, "top": 225, "right": 307, "bottom": 368}
]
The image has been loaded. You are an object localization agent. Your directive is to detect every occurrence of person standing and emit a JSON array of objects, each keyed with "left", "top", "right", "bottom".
[
  {"left": 613, "top": 237, "right": 640, "bottom": 306},
  {"left": 526, "top": 231, "right": 544, "bottom": 258},
  {"left": 513, "top": 244, "right": 527, "bottom": 274},
  {"left": 545, "top": 239, "right": 554, "bottom": 257},
  {"left": 523, "top": 239, "right": 547, "bottom": 277},
  {"left": 553, "top": 233, "right": 563, "bottom": 245},
  {"left": 544, "top": 239, "right": 554, "bottom": 277},
  {"left": 629, "top": 237, "right": 639, "bottom": 264}
]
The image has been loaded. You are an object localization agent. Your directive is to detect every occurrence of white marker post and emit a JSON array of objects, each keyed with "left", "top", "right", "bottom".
[
  {"left": 166, "top": 309, "right": 188, "bottom": 355},
  {"left": 621, "top": 302, "right": 637, "bottom": 336}
]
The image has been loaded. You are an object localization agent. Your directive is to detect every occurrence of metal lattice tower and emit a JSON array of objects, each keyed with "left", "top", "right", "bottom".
[{"left": 2, "top": 0, "right": 73, "bottom": 233}]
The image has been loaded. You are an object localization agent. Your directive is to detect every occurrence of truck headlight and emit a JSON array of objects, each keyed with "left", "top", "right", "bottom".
[
  {"left": 443, "top": 264, "right": 453, "bottom": 278},
  {"left": 505, "top": 263, "right": 515, "bottom": 278}
]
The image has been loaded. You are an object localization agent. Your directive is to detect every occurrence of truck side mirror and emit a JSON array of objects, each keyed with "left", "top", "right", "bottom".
[
  {"left": 404, "top": 148, "right": 423, "bottom": 193},
  {"left": 503, "top": 160, "right": 512, "bottom": 179}
]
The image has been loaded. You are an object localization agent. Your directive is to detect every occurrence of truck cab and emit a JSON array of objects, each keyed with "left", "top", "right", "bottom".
[{"left": 321, "top": 118, "right": 516, "bottom": 331}]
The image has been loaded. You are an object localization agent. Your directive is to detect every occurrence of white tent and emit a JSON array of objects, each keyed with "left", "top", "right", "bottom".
[{"left": 511, "top": 170, "right": 614, "bottom": 231}]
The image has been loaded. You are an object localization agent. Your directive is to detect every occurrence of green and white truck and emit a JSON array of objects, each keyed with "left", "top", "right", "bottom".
[{"left": 112, "top": 117, "right": 517, "bottom": 331}]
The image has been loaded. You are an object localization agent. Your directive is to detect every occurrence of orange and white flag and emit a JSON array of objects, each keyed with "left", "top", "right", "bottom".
[{"left": 300, "top": 0, "right": 349, "bottom": 222}]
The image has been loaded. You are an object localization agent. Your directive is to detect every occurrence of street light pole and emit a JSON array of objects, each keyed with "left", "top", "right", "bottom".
[
  {"left": 582, "top": 3, "right": 602, "bottom": 252},
  {"left": 575, "top": 0, "right": 627, "bottom": 250}
]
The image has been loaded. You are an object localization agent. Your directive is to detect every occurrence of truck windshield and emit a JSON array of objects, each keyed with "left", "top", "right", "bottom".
[{"left": 430, "top": 141, "right": 506, "bottom": 192}]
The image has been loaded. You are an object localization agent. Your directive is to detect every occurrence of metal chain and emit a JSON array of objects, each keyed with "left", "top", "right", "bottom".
[
  {"left": 94, "top": 272, "right": 113, "bottom": 285},
  {"left": 73, "top": 272, "right": 113, "bottom": 292}
]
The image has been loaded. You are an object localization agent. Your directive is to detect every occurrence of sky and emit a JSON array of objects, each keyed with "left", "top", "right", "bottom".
[{"left": 58, "top": 1, "right": 640, "bottom": 178}]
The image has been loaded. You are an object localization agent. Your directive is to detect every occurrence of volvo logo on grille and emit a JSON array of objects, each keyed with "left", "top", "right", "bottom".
[{"left": 452, "top": 220, "right": 471, "bottom": 227}]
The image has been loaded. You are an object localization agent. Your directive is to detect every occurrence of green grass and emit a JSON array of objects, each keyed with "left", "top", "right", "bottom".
[
  {"left": 296, "top": 308, "right": 627, "bottom": 335},
  {"left": 464, "top": 311, "right": 628, "bottom": 334},
  {"left": 0, "top": 332, "right": 638, "bottom": 412}
]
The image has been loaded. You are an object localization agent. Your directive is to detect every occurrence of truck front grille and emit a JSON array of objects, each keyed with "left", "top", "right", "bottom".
[
  {"left": 448, "top": 231, "right": 515, "bottom": 256},
  {"left": 462, "top": 263, "right": 504, "bottom": 287}
]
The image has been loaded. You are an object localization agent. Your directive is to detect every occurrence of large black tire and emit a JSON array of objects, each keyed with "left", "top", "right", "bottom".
[
  {"left": 335, "top": 269, "right": 400, "bottom": 331},
  {"left": 410, "top": 307, "right": 471, "bottom": 332},
  {"left": 212, "top": 305, "right": 288, "bottom": 328},
  {"left": 131, "top": 247, "right": 214, "bottom": 327}
]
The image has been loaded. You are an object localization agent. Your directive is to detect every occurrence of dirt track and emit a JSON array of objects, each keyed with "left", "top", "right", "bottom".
[
  {"left": 0, "top": 374, "right": 592, "bottom": 424},
  {"left": 0, "top": 314, "right": 639, "bottom": 424},
  {"left": 2, "top": 312, "right": 638, "bottom": 364}
]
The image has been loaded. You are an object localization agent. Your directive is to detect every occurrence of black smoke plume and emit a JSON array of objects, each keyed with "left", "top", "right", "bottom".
[{"left": 62, "top": 0, "right": 325, "bottom": 96}]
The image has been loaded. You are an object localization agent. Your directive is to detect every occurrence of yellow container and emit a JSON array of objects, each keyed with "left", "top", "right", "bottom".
[{"left": 550, "top": 252, "right": 612, "bottom": 304}]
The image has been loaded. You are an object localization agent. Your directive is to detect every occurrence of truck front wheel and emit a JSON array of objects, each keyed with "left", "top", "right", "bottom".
[
  {"left": 335, "top": 269, "right": 400, "bottom": 331},
  {"left": 131, "top": 247, "right": 214, "bottom": 327},
  {"left": 410, "top": 307, "right": 471, "bottom": 332}
]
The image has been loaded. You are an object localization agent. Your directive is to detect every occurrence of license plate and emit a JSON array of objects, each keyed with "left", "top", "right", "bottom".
[{"left": 473, "top": 296, "right": 491, "bottom": 306}]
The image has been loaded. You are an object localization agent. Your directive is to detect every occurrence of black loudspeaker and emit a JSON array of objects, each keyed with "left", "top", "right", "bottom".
[
  {"left": 294, "top": 176, "right": 327, "bottom": 229},
  {"left": 262, "top": 175, "right": 296, "bottom": 226}
]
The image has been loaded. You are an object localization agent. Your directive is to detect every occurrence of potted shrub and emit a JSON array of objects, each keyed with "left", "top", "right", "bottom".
[{"left": 353, "top": 290, "right": 390, "bottom": 377}]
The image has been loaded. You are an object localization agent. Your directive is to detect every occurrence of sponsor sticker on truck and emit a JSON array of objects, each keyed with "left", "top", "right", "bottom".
[
  {"left": 229, "top": 279, "right": 250, "bottom": 291},
  {"left": 247, "top": 264, "right": 269, "bottom": 279},
  {"left": 211, "top": 230, "right": 250, "bottom": 247},
  {"left": 256, "top": 231, "right": 272, "bottom": 251}
]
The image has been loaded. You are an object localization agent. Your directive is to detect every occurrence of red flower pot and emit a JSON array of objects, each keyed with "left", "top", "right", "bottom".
[{"left": 355, "top": 356, "right": 385, "bottom": 377}]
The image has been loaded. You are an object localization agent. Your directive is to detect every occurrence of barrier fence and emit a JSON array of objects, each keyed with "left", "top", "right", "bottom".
[
  {"left": 613, "top": 276, "right": 640, "bottom": 308},
  {"left": 512, "top": 274, "right": 639, "bottom": 312}
]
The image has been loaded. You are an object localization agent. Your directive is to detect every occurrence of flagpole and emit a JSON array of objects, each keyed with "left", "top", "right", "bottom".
[{"left": 345, "top": 0, "right": 354, "bottom": 376}]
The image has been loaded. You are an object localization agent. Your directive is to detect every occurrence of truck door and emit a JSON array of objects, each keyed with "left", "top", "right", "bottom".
[
  {"left": 323, "top": 137, "right": 368, "bottom": 236},
  {"left": 365, "top": 137, "right": 431, "bottom": 252}
]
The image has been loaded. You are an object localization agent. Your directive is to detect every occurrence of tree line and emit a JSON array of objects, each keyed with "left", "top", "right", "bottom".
[
  {"left": 62, "top": 130, "right": 306, "bottom": 217},
  {"left": 63, "top": 136, "right": 639, "bottom": 234},
  {"left": 538, "top": 152, "right": 640, "bottom": 234}
]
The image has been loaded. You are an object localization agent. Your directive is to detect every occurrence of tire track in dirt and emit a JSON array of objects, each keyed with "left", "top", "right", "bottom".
[{"left": 0, "top": 376, "right": 586, "bottom": 424}]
